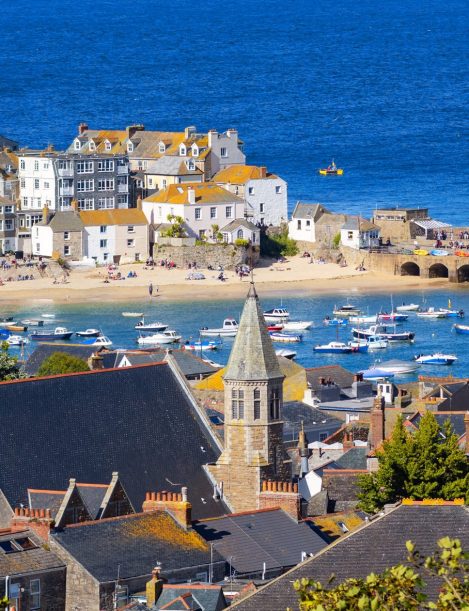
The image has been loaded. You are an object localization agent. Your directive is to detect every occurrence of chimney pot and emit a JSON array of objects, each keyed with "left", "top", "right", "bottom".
[
  {"left": 25, "top": 508, "right": 30, "bottom": 517},
  {"left": 14, "top": 507, "right": 20, "bottom": 516},
  {"left": 182, "top": 487, "right": 188, "bottom": 502},
  {"left": 146, "top": 492, "right": 151, "bottom": 501},
  {"left": 46, "top": 509, "right": 51, "bottom": 518},
  {"left": 78, "top": 123, "right": 88, "bottom": 135},
  {"left": 293, "top": 482, "right": 298, "bottom": 493},
  {"left": 151, "top": 492, "right": 156, "bottom": 501}
]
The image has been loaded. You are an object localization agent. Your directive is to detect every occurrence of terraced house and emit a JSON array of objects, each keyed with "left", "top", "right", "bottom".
[{"left": 0, "top": 195, "right": 16, "bottom": 254}]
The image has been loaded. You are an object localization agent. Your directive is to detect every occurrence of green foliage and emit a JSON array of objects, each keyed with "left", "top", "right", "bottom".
[
  {"left": 294, "top": 537, "right": 469, "bottom": 611},
  {"left": 162, "top": 214, "right": 187, "bottom": 238},
  {"left": 211, "top": 224, "right": 223, "bottom": 243},
  {"left": 234, "top": 238, "right": 249, "bottom": 247},
  {"left": 332, "top": 232, "right": 341, "bottom": 248},
  {"left": 37, "top": 352, "right": 89, "bottom": 377},
  {"left": 0, "top": 341, "right": 25, "bottom": 381},
  {"left": 0, "top": 596, "right": 10, "bottom": 610},
  {"left": 357, "top": 413, "right": 469, "bottom": 514},
  {"left": 260, "top": 230, "right": 299, "bottom": 257}
]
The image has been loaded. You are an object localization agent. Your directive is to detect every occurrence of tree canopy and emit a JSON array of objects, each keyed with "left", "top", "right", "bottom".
[
  {"left": 0, "top": 341, "right": 25, "bottom": 381},
  {"left": 37, "top": 352, "right": 89, "bottom": 377},
  {"left": 357, "top": 413, "right": 469, "bottom": 514}
]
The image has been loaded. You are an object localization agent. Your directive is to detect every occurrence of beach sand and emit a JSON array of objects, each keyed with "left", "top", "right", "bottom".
[{"left": 0, "top": 256, "right": 452, "bottom": 305}]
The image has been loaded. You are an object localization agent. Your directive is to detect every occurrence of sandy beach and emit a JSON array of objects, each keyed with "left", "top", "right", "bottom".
[{"left": 0, "top": 256, "right": 453, "bottom": 306}]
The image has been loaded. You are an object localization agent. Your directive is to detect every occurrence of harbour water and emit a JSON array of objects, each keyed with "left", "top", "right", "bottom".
[
  {"left": 4, "top": 289, "right": 469, "bottom": 381},
  {"left": 1, "top": 0, "right": 467, "bottom": 223}
]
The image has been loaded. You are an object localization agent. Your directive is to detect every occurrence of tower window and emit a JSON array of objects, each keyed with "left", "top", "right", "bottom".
[
  {"left": 231, "top": 389, "right": 238, "bottom": 419},
  {"left": 270, "top": 388, "right": 280, "bottom": 420},
  {"left": 238, "top": 389, "right": 244, "bottom": 419},
  {"left": 254, "top": 388, "right": 261, "bottom": 420}
]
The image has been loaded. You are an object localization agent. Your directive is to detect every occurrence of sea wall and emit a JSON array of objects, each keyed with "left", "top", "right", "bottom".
[{"left": 153, "top": 243, "right": 259, "bottom": 270}]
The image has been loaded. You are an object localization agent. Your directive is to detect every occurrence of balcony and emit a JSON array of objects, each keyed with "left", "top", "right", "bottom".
[
  {"left": 57, "top": 167, "right": 73, "bottom": 177},
  {"left": 117, "top": 165, "right": 129, "bottom": 175},
  {"left": 59, "top": 187, "right": 74, "bottom": 196},
  {"left": 118, "top": 184, "right": 128, "bottom": 193}
]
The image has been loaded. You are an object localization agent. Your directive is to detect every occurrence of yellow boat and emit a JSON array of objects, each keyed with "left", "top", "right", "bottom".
[
  {"left": 6, "top": 324, "right": 28, "bottom": 332},
  {"left": 318, "top": 160, "right": 343, "bottom": 176},
  {"left": 413, "top": 249, "right": 429, "bottom": 256}
]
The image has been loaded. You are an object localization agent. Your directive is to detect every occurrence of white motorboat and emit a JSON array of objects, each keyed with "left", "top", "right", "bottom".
[
  {"left": 275, "top": 348, "right": 297, "bottom": 360},
  {"left": 270, "top": 331, "right": 302, "bottom": 343},
  {"left": 41, "top": 313, "right": 56, "bottom": 319},
  {"left": 200, "top": 318, "right": 238, "bottom": 337},
  {"left": 135, "top": 318, "right": 168, "bottom": 332},
  {"left": 314, "top": 341, "right": 352, "bottom": 354},
  {"left": 348, "top": 315, "right": 377, "bottom": 324},
  {"left": 31, "top": 327, "right": 74, "bottom": 341},
  {"left": 375, "top": 359, "right": 421, "bottom": 374},
  {"left": 82, "top": 336, "right": 113, "bottom": 347},
  {"left": 21, "top": 319, "right": 44, "bottom": 327},
  {"left": 137, "top": 330, "right": 181, "bottom": 345},
  {"left": 263, "top": 308, "right": 290, "bottom": 321},
  {"left": 282, "top": 321, "right": 313, "bottom": 331},
  {"left": 202, "top": 358, "right": 223, "bottom": 368},
  {"left": 352, "top": 324, "right": 415, "bottom": 342},
  {"left": 333, "top": 304, "right": 361, "bottom": 317},
  {"left": 76, "top": 329, "right": 101, "bottom": 337},
  {"left": 122, "top": 312, "right": 144, "bottom": 317},
  {"left": 395, "top": 303, "right": 420, "bottom": 312},
  {"left": 184, "top": 339, "right": 222, "bottom": 351},
  {"left": 416, "top": 308, "right": 448, "bottom": 319},
  {"left": 364, "top": 336, "right": 388, "bottom": 350},
  {"left": 6, "top": 335, "right": 30, "bottom": 346},
  {"left": 414, "top": 353, "right": 457, "bottom": 365}
]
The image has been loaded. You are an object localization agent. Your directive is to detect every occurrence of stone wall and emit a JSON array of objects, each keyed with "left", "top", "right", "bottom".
[
  {"left": 0, "top": 569, "right": 67, "bottom": 611},
  {"left": 154, "top": 243, "right": 258, "bottom": 270}
]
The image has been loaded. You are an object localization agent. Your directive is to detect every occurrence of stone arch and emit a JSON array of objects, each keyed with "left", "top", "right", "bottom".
[
  {"left": 401, "top": 261, "right": 420, "bottom": 276},
  {"left": 458, "top": 265, "right": 469, "bottom": 283},
  {"left": 429, "top": 263, "right": 448, "bottom": 279}
]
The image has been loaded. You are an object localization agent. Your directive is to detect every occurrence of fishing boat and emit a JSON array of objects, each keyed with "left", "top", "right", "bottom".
[
  {"left": 263, "top": 308, "right": 290, "bottom": 321},
  {"left": 184, "top": 339, "right": 222, "bottom": 351},
  {"left": 378, "top": 312, "right": 409, "bottom": 323},
  {"left": 352, "top": 324, "right": 415, "bottom": 342},
  {"left": 453, "top": 323, "right": 469, "bottom": 335},
  {"left": 414, "top": 353, "right": 457, "bottom": 365},
  {"left": 360, "top": 368, "right": 395, "bottom": 380},
  {"left": 0, "top": 317, "right": 13, "bottom": 324},
  {"left": 395, "top": 303, "right": 420, "bottom": 312},
  {"left": 318, "top": 160, "right": 343, "bottom": 176},
  {"left": 267, "top": 324, "right": 284, "bottom": 332},
  {"left": 347, "top": 341, "right": 369, "bottom": 353},
  {"left": 6, "top": 323, "right": 27, "bottom": 333},
  {"left": 270, "top": 332, "right": 302, "bottom": 343},
  {"left": 137, "top": 330, "right": 181, "bottom": 345},
  {"left": 416, "top": 308, "right": 448, "bottom": 319},
  {"left": 200, "top": 318, "right": 238, "bottom": 337},
  {"left": 75, "top": 329, "right": 101, "bottom": 337},
  {"left": 5, "top": 335, "right": 30, "bottom": 346},
  {"left": 439, "top": 308, "right": 464, "bottom": 318},
  {"left": 82, "top": 336, "right": 113, "bottom": 347},
  {"left": 314, "top": 341, "right": 352, "bottom": 354},
  {"left": 30, "top": 327, "right": 74, "bottom": 341},
  {"left": 323, "top": 317, "right": 347, "bottom": 326},
  {"left": 375, "top": 359, "right": 420, "bottom": 374},
  {"left": 21, "top": 319, "right": 44, "bottom": 327},
  {"left": 333, "top": 304, "right": 361, "bottom": 317},
  {"left": 135, "top": 318, "right": 168, "bottom": 332},
  {"left": 275, "top": 349, "right": 297, "bottom": 360},
  {"left": 282, "top": 321, "right": 313, "bottom": 331},
  {"left": 352, "top": 336, "right": 388, "bottom": 350},
  {"left": 122, "top": 311, "right": 144, "bottom": 317}
]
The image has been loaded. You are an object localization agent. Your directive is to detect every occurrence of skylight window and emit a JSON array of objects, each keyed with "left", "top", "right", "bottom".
[{"left": 0, "top": 537, "right": 37, "bottom": 553}]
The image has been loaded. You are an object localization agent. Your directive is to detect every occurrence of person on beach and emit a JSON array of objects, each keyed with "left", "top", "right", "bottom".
[{"left": 149, "top": 283, "right": 153, "bottom": 297}]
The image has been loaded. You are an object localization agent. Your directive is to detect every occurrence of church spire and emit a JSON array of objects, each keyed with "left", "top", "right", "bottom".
[{"left": 224, "top": 282, "right": 283, "bottom": 382}]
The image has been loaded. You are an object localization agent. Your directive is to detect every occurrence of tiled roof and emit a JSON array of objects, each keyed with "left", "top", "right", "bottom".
[
  {"left": 332, "top": 447, "right": 368, "bottom": 470},
  {"left": 342, "top": 216, "right": 379, "bottom": 232},
  {"left": 38, "top": 211, "right": 84, "bottom": 232},
  {"left": 154, "top": 584, "right": 226, "bottom": 611},
  {"left": 408, "top": 412, "right": 467, "bottom": 438},
  {"left": 306, "top": 365, "right": 355, "bottom": 391},
  {"left": 0, "top": 528, "right": 65, "bottom": 576},
  {"left": 230, "top": 504, "right": 469, "bottom": 610},
  {"left": 51, "top": 511, "right": 221, "bottom": 582},
  {"left": 23, "top": 343, "right": 104, "bottom": 376},
  {"left": 79, "top": 209, "right": 147, "bottom": 226},
  {"left": 291, "top": 202, "right": 328, "bottom": 220},
  {"left": 0, "top": 363, "right": 224, "bottom": 519},
  {"left": 144, "top": 183, "right": 243, "bottom": 206},
  {"left": 214, "top": 165, "right": 278, "bottom": 183},
  {"left": 193, "top": 509, "right": 328, "bottom": 576},
  {"left": 220, "top": 219, "right": 259, "bottom": 232},
  {"left": 311, "top": 510, "right": 367, "bottom": 542},
  {"left": 151, "top": 155, "right": 203, "bottom": 176}
]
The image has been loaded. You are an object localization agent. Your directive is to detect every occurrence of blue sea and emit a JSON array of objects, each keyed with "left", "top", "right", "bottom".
[
  {"left": 0, "top": 0, "right": 467, "bottom": 223},
  {"left": 4, "top": 290, "right": 469, "bottom": 381}
]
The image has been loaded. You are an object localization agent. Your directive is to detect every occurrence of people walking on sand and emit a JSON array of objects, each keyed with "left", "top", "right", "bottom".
[{"left": 149, "top": 282, "right": 153, "bottom": 297}]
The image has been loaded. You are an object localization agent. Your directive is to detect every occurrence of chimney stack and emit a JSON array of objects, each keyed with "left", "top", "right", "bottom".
[
  {"left": 465, "top": 412, "right": 469, "bottom": 455},
  {"left": 78, "top": 123, "right": 88, "bottom": 135},
  {"left": 42, "top": 205, "right": 50, "bottom": 224},
  {"left": 298, "top": 422, "right": 309, "bottom": 477},
  {"left": 146, "top": 566, "right": 164, "bottom": 606},
  {"left": 187, "top": 186, "right": 196, "bottom": 205},
  {"left": 370, "top": 393, "right": 385, "bottom": 450},
  {"left": 184, "top": 126, "right": 196, "bottom": 139},
  {"left": 343, "top": 430, "right": 354, "bottom": 451},
  {"left": 259, "top": 166, "right": 267, "bottom": 179},
  {"left": 208, "top": 129, "right": 218, "bottom": 148},
  {"left": 70, "top": 199, "right": 78, "bottom": 212},
  {"left": 136, "top": 195, "right": 143, "bottom": 211},
  {"left": 126, "top": 124, "right": 145, "bottom": 139},
  {"left": 143, "top": 486, "right": 192, "bottom": 529}
]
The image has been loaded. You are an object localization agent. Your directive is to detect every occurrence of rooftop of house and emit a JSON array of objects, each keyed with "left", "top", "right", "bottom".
[
  {"left": 151, "top": 155, "right": 204, "bottom": 176},
  {"left": 0, "top": 195, "right": 15, "bottom": 206},
  {"left": 305, "top": 365, "right": 355, "bottom": 391},
  {"left": 153, "top": 584, "right": 227, "bottom": 611},
  {"left": 291, "top": 202, "right": 329, "bottom": 220},
  {"left": 327, "top": 446, "right": 369, "bottom": 470},
  {"left": 143, "top": 183, "right": 244, "bottom": 206},
  {"left": 310, "top": 510, "right": 367, "bottom": 542},
  {"left": 342, "top": 216, "right": 379, "bottom": 232},
  {"left": 0, "top": 527, "right": 65, "bottom": 577},
  {"left": 0, "top": 135, "right": 19, "bottom": 151},
  {"left": 406, "top": 411, "right": 468, "bottom": 438},
  {"left": 213, "top": 165, "right": 278, "bottom": 183},
  {"left": 0, "top": 147, "right": 18, "bottom": 171},
  {"left": 79, "top": 208, "right": 148, "bottom": 227},
  {"left": 51, "top": 510, "right": 220, "bottom": 583},
  {"left": 193, "top": 508, "right": 328, "bottom": 576},
  {"left": 23, "top": 343, "right": 110, "bottom": 376},
  {"left": 282, "top": 401, "right": 343, "bottom": 442},
  {"left": 37, "top": 210, "right": 84, "bottom": 232},
  {"left": 118, "top": 349, "right": 220, "bottom": 379},
  {"left": 230, "top": 503, "right": 469, "bottom": 610},
  {"left": 220, "top": 218, "right": 259, "bottom": 233},
  {"left": 0, "top": 363, "right": 224, "bottom": 519}
]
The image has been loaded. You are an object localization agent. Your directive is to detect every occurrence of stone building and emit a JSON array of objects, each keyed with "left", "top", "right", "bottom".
[
  {"left": 32, "top": 206, "right": 84, "bottom": 259},
  {"left": 206, "top": 283, "right": 294, "bottom": 514},
  {"left": 0, "top": 196, "right": 16, "bottom": 253}
]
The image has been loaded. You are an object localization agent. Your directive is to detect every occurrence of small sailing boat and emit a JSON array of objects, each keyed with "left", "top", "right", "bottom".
[{"left": 318, "top": 160, "right": 344, "bottom": 176}]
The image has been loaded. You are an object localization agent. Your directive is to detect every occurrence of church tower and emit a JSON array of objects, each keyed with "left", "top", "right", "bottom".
[{"left": 207, "top": 282, "right": 292, "bottom": 513}]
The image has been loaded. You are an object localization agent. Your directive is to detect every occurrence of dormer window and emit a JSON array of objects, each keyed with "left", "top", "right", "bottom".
[
  {"left": 74, "top": 139, "right": 81, "bottom": 151},
  {"left": 89, "top": 140, "right": 96, "bottom": 151},
  {"left": 105, "top": 140, "right": 112, "bottom": 151},
  {"left": 127, "top": 141, "right": 134, "bottom": 153},
  {"left": 158, "top": 142, "right": 166, "bottom": 153},
  {"left": 186, "top": 160, "right": 195, "bottom": 171},
  {"left": 179, "top": 144, "right": 187, "bottom": 156},
  {"left": 192, "top": 144, "right": 199, "bottom": 157}
]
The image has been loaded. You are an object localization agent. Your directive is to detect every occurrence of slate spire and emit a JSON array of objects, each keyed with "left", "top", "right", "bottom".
[{"left": 224, "top": 282, "right": 283, "bottom": 382}]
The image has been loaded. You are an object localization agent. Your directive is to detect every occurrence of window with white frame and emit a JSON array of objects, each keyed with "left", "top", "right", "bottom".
[
  {"left": 225, "top": 206, "right": 233, "bottom": 218},
  {"left": 127, "top": 142, "right": 134, "bottom": 153},
  {"left": 195, "top": 207, "right": 202, "bottom": 220},
  {"left": 297, "top": 220, "right": 302, "bottom": 230},
  {"left": 210, "top": 207, "right": 217, "bottom": 219},
  {"left": 98, "top": 197, "right": 114, "bottom": 209},
  {"left": 77, "top": 198, "right": 93, "bottom": 210},
  {"left": 77, "top": 179, "right": 94, "bottom": 192},
  {"left": 30, "top": 578, "right": 40, "bottom": 609},
  {"left": 127, "top": 239, "right": 135, "bottom": 247},
  {"left": 98, "top": 178, "right": 114, "bottom": 191},
  {"left": 34, "top": 160, "right": 39, "bottom": 171},
  {"left": 43, "top": 161, "right": 49, "bottom": 169},
  {"left": 192, "top": 144, "right": 199, "bottom": 157},
  {"left": 100, "top": 239, "right": 108, "bottom": 248},
  {"left": 159, "top": 142, "right": 165, "bottom": 153},
  {"left": 222, "top": 232, "right": 229, "bottom": 242},
  {"left": 5, "top": 220, "right": 14, "bottom": 231},
  {"left": 4, "top": 206, "right": 13, "bottom": 214},
  {"left": 98, "top": 159, "right": 114, "bottom": 172},
  {"left": 77, "top": 160, "right": 93, "bottom": 173},
  {"left": 179, "top": 144, "right": 186, "bottom": 156},
  {"left": 103, "top": 253, "right": 109, "bottom": 261},
  {"left": 20, "top": 159, "right": 25, "bottom": 170},
  {"left": 220, "top": 147, "right": 227, "bottom": 157},
  {"left": 43, "top": 181, "right": 49, "bottom": 190},
  {"left": 64, "top": 231, "right": 70, "bottom": 240},
  {"left": 23, "top": 197, "right": 28, "bottom": 207},
  {"left": 162, "top": 179, "right": 167, "bottom": 189},
  {"left": 117, "top": 195, "right": 128, "bottom": 205},
  {"left": 248, "top": 186, "right": 254, "bottom": 195},
  {"left": 275, "top": 185, "right": 282, "bottom": 194},
  {"left": 237, "top": 229, "right": 244, "bottom": 239},
  {"left": 34, "top": 179, "right": 39, "bottom": 189},
  {"left": 306, "top": 220, "right": 311, "bottom": 228},
  {"left": 74, "top": 139, "right": 81, "bottom": 150},
  {"left": 100, "top": 225, "right": 107, "bottom": 233},
  {"left": 105, "top": 140, "right": 112, "bottom": 151},
  {"left": 64, "top": 245, "right": 70, "bottom": 256},
  {"left": 127, "top": 225, "right": 135, "bottom": 233},
  {"left": 187, "top": 159, "right": 195, "bottom": 170},
  {"left": 89, "top": 141, "right": 96, "bottom": 151}
]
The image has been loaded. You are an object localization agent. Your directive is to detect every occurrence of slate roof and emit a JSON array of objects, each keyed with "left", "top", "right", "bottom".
[
  {"left": 0, "top": 528, "right": 65, "bottom": 577},
  {"left": 77, "top": 484, "right": 109, "bottom": 518},
  {"left": 224, "top": 284, "right": 283, "bottom": 382},
  {"left": 220, "top": 219, "right": 259, "bottom": 233},
  {"left": 0, "top": 363, "right": 224, "bottom": 518},
  {"left": 51, "top": 511, "right": 223, "bottom": 583},
  {"left": 409, "top": 411, "right": 467, "bottom": 438},
  {"left": 154, "top": 584, "right": 227, "bottom": 611},
  {"left": 291, "top": 202, "right": 328, "bottom": 220},
  {"left": 282, "top": 401, "right": 342, "bottom": 444},
  {"left": 37, "top": 210, "right": 84, "bottom": 231},
  {"left": 152, "top": 155, "right": 203, "bottom": 176},
  {"left": 331, "top": 447, "right": 368, "bottom": 470},
  {"left": 23, "top": 343, "right": 104, "bottom": 376},
  {"left": 29, "top": 489, "right": 64, "bottom": 518},
  {"left": 341, "top": 216, "right": 378, "bottom": 232},
  {"left": 306, "top": 365, "right": 355, "bottom": 391},
  {"left": 230, "top": 504, "right": 469, "bottom": 610},
  {"left": 118, "top": 349, "right": 219, "bottom": 378},
  {"left": 193, "top": 509, "right": 328, "bottom": 577}
]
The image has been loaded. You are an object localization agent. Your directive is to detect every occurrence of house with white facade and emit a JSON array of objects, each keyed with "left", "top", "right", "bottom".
[
  {"left": 220, "top": 219, "right": 260, "bottom": 245},
  {"left": 79, "top": 208, "right": 148, "bottom": 265},
  {"left": 214, "top": 165, "right": 287, "bottom": 226},
  {"left": 142, "top": 183, "right": 246, "bottom": 242},
  {"left": 340, "top": 217, "right": 380, "bottom": 250},
  {"left": 288, "top": 203, "right": 331, "bottom": 244}
]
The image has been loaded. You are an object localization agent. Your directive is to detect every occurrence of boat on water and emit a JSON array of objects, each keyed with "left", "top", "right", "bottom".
[
  {"left": 396, "top": 303, "right": 420, "bottom": 312},
  {"left": 135, "top": 318, "right": 168, "bottom": 332},
  {"left": 360, "top": 368, "right": 395, "bottom": 380},
  {"left": 318, "top": 160, "right": 343, "bottom": 176},
  {"left": 347, "top": 341, "right": 369, "bottom": 353},
  {"left": 416, "top": 308, "right": 448, "bottom": 319},
  {"left": 184, "top": 339, "right": 222, "bottom": 351},
  {"left": 41, "top": 313, "right": 56, "bottom": 319},
  {"left": 75, "top": 329, "right": 101, "bottom": 337},
  {"left": 378, "top": 312, "right": 409, "bottom": 323},
  {"left": 374, "top": 359, "right": 421, "bottom": 374},
  {"left": 21, "top": 319, "right": 44, "bottom": 327},
  {"left": 352, "top": 324, "right": 415, "bottom": 342},
  {"left": 6, "top": 323, "right": 27, "bottom": 333},
  {"left": 348, "top": 315, "right": 377, "bottom": 324},
  {"left": 0, "top": 329, "right": 10, "bottom": 339},
  {"left": 200, "top": 318, "right": 238, "bottom": 337},
  {"left": 263, "top": 308, "right": 290, "bottom": 321},
  {"left": 267, "top": 323, "right": 284, "bottom": 332},
  {"left": 453, "top": 323, "right": 469, "bottom": 335},
  {"left": 122, "top": 311, "right": 144, "bottom": 317},
  {"left": 137, "top": 330, "right": 181, "bottom": 345},
  {"left": 415, "top": 353, "right": 457, "bottom": 365},
  {"left": 439, "top": 308, "right": 464, "bottom": 318},
  {"left": 323, "top": 317, "right": 347, "bottom": 326},
  {"left": 82, "top": 335, "right": 113, "bottom": 347},
  {"left": 314, "top": 341, "right": 353, "bottom": 354},
  {"left": 275, "top": 349, "right": 297, "bottom": 360},
  {"left": 0, "top": 317, "right": 13, "bottom": 324},
  {"left": 30, "top": 327, "right": 74, "bottom": 341},
  {"left": 333, "top": 304, "right": 361, "bottom": 317},
  {"left": 352, "top": 336, "right": 388, "bottom": 350},
  {"left": 282, "top": 321, "right": 313, "bottom": 331},
  {"left": 270, "top": 332, "right": 302, "bottom": 343},
  {"left": 5, "top": 335, "right": 30, "bottom": 346}
]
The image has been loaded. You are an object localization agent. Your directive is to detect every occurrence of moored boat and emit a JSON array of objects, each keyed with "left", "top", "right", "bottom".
[
  {"left": 263, "top": 308, "right": 290, "bottom": 321},
  {"left": 453, "top": 323, "right": 469, "bottom": 335},
  {"left": 270, "top": 332, "right": 302, "bottom": 343},
  {"left": 352, "top": 324, "right": 415, "bottom": 342},
  {"left": 318, "top": 160, "right": 343, "bottom": 175},
  {"left": 184, "top": 339, "right": 222, "bottom": 351},
  {"left": 347, "top": 341, "right": 369, "bottom": 353},
  {"left": 348, "top": 315, "right": 377, "bottom": 324},
  {"left": 360, "top": 368, "right": 395, "bottom": 380},
  {"left": 41, "top": 313, "right": 56, "bottom": 319},
  {"left": 351, "top": 336, "right": 388, "bottom": 350},
  {"left": 333, "top": 304, "right": 361, "bottom": 317},
  {"left": 275, "top": 349, "right": 297, "bottom": 360},
  {"left": 395, "top": 303, "right": 420, "bottom": 312},
  {"left": 375, "top": 359, "right": 420, "bottom": 374},
  {"left": 267, "top": 324, "right": 284, "bottom": 332},
  {"left": 135, "top": 318, "right": 168, "bottom": 332},
  {"left": 21, "top": 319, "right": 44, "bottom": 327},
  {"left": 414, "top": 353, "right": 457, "bottom": 365},
  {"left": 282, "top": 321, "right": 313, "bottom": 331},
  {"left": 76, "top": 329, "right": 101, "bottom": 337},
  {"left": 137, "top": 330, "right": 181, "bottom": 345},
  {"left": 5, "top": 335, "right": 30, "bottom": 346},
  {"left": 6, "top": 324, "right": 27, "bottom": 333},
  {"left": 30, "top": 327, "right": 74, "bottom": 341},
  {"left": 323, "top": 317, "right": 347, "bottom": 326},
  {"left": 416, "top": 308, "right": 448, "bottom": 319},
  {"left": 200, "top": 318, "right": 238, "bottom": 337},
  {"left": 314, "top": 341, "right": 352, "bottom": 354},
  {"left": 82, "top": 335, "right": 113, "bottom": 347},
  {"left": 122, "top": 312, "right": 144, "bottom": 317},
  {"left": 378, "top": 312, "right": 409, "bottom": 322}
]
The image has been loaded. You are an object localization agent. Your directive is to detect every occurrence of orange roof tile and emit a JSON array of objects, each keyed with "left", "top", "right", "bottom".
[
  {"left": 143, "top": 182, "right": 242, "bottom": 205},
  {"left": 79, "top": 209, "right": 148, "bottom": 226},
  {"left": 214, "top": 165, "right": 278, "bottom": 183}
]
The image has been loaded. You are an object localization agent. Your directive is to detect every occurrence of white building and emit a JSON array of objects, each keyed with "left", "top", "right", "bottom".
[
  {"left": 340, "top": 217, "right": 380, "bottom": 250},
  {"left": 142, "top": 183, "right": 246, "bottom": 242},
  {"left": 214, "top": 165, "right": 287, "bottom": 226},
  {"left": 220, "top": 219, "right": 260, "bottom": 246},
  {"left": 18, "top": 151, "right": 57, "bottom": 226},
  {"left": 288, "top": 203, "right": 330, "bottom": 243}
]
